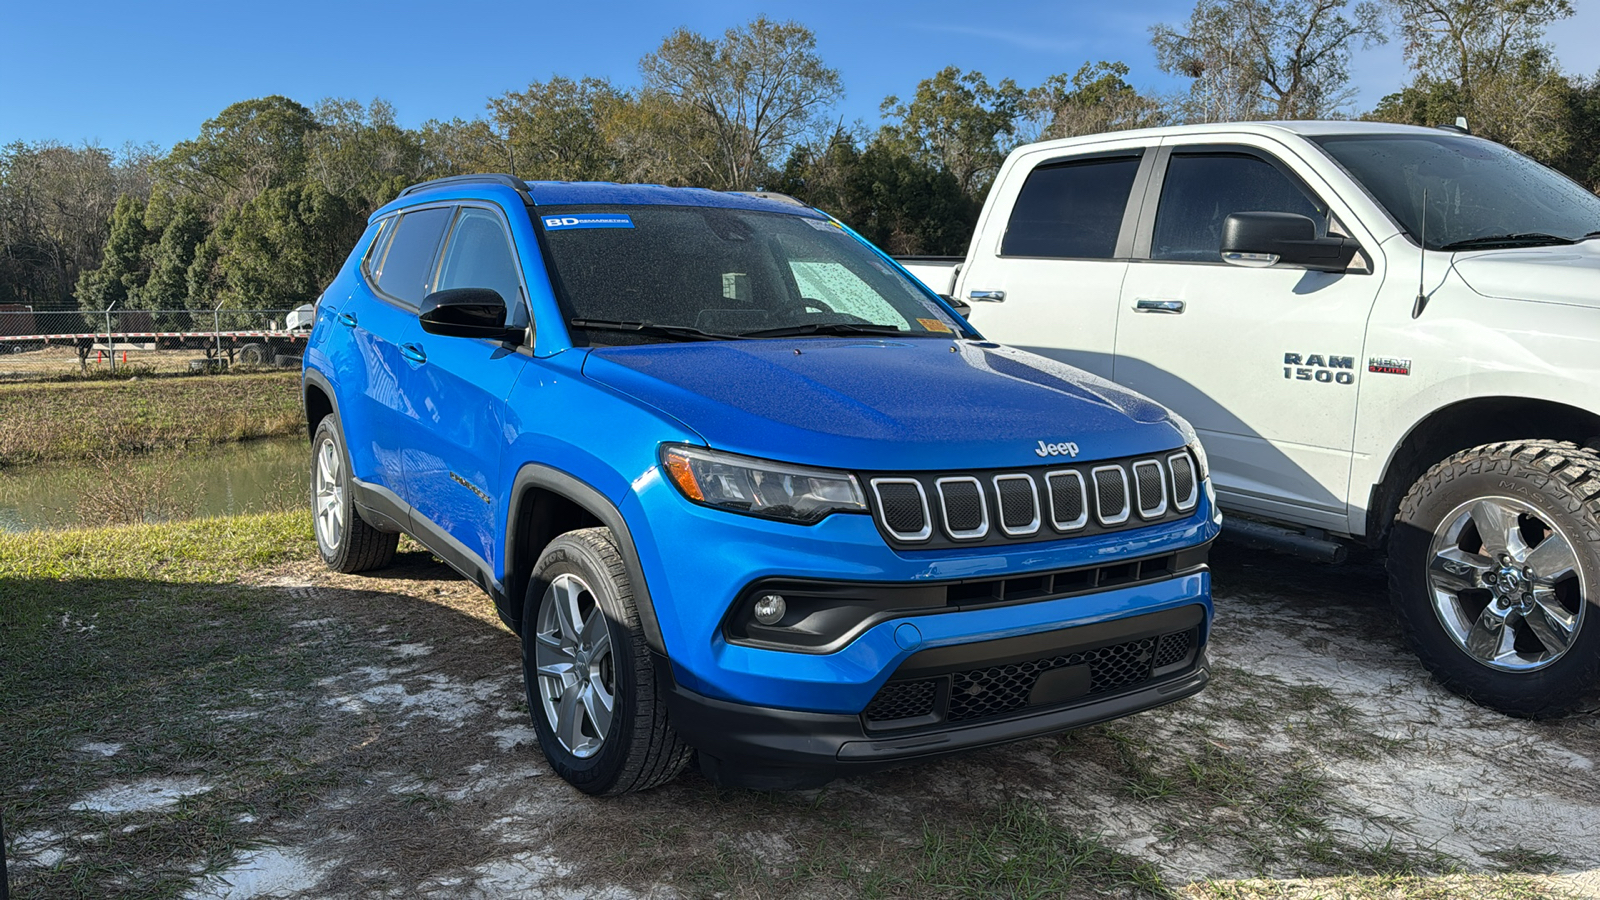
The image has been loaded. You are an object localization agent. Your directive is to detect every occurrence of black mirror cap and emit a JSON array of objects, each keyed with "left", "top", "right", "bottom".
[
  {"left": 1221, "top": 211, "right": 1360, "bottom": 273},
  {"left": 942, "top": 294, "right": 972, "bottom": 319},
  {"left": 419, "top": 288, "right": 523, "bottom": 343}
]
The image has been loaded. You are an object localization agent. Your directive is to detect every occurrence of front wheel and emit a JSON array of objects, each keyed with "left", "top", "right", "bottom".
[
  {"left": 523, "top": 528, "right": 691, "bottom": 794},
  {"left": 1389, "top": 440, "right": 1600, "bottom": 717}
]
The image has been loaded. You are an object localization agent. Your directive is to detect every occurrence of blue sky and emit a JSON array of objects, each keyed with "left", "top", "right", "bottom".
[{"left": 4, "top": 0, "right": 1599, "bottom": 150}]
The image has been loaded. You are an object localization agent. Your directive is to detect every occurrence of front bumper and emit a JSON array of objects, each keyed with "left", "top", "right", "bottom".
[{"left": 663, "top": 602, "right": 1209, "bottom": 788}]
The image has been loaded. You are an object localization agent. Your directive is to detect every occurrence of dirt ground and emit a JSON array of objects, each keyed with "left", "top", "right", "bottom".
[{"left": 7, "top": 541, "right": 1599, "bottom": 899}]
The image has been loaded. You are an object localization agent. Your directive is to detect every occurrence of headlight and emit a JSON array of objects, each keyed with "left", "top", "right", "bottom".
[
  {"left": 660, "top": 444, "right": 867, "bottom": 524},
  {"left": 1168, "top": 413, "right": 1210, "bottom": 480}
]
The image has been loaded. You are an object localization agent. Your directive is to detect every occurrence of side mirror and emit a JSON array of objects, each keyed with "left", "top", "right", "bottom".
[
  {"left": 942, "top": 294, "right": 972, "bottom": 319},
  {"left": 1221, "top": 212, "right": 1359, "bottom": 273},
  {"left": 419, "top": 288, "right": 522, "bottom": 343}
]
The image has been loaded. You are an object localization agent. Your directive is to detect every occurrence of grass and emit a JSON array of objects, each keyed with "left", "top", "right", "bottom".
[
  {"left": 0, "top": 512, "right": 322, "bottom": 899},
  {"left": 0, "top": 370, "right": 302, "bottom": 468}
]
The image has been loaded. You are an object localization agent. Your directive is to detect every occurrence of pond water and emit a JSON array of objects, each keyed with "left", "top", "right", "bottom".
[{"left": 0, "top": 436, "right": 309, "bottom": 532}]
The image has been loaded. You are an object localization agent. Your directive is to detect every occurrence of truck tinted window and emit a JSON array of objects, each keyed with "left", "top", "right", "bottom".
[
  {"left": 1152, "top": 153, "right": 1326, "bottom": 262},
  {"left": 1312, "top": 133, "right": 1600, "bottom": 250},
  {"left": 1000, "top": 157, "right": 1140, "bottom": 259},
  {"left": 375, "top": 206, "right": 453, "bottom": 305}
]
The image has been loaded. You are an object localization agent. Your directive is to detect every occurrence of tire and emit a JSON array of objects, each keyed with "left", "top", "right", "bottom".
[
  {"left": 310, "top": 416, "right": 398, "bottom": 573},
  {"left": 1389, "top": 440, "right": 1600, "bottom": 717},
  {"left": 238, "top": 342, "right": 269, "bottom": 366},
  {"left": 523, "top": 528, "right": 691, "bottom": 795}
]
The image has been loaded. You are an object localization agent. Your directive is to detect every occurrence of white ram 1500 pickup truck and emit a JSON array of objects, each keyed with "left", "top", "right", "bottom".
[{"left": 904, "top": 121, "right": 1600, "bottom": 717}]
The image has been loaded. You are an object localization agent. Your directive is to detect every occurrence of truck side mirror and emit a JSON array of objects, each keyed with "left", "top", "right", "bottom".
[
  {"left": 1221, "top": 212, "right": 1359, "bottom": 273},
  {"left": 942, "top": 294, "right": 972, "bottom": 319},
  {"left": 419, "top": 288, "right": 523, "bottom": 343}
]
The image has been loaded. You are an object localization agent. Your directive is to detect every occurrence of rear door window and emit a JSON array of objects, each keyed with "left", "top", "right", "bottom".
[
  {"left": 373, "top": 206, "right": 453, "bottom": 306},
  {"left": 1151, "top": 153, "right": 1328, "bottom": 262},
  {"left": 1000, "top": 156, "right": 1141, "bottom": 259}
]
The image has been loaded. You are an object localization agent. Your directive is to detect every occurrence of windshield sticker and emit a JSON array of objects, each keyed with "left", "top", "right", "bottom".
[
  {"left": 916, "top": 317, "right": 954, "bottom": 334},
  {"left": 542, "top": 213, "right": 634, "bottom": 230},
  {"left": 804, "top": 217, "right": 843, "bottom": 232}
]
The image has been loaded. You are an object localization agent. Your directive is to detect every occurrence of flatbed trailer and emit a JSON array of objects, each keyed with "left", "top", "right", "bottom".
[{"left": 0, "top": 329, "right": 309, "bottom": 365}]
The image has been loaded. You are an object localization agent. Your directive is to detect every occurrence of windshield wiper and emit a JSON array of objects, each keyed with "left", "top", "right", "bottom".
[
  {"left": 1438, "top": 233, "right": 1578, "bottom": 251},
  {"left": 737, "top": 322, "right": 920, "bottom": 339},
  {"left": 567, "top": 319, "right": 740, "bottom": 342}
]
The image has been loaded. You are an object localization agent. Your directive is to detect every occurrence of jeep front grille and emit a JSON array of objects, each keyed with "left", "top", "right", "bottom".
[{"left": 865, "top": 450, "right": 1200, "bottom": 549}]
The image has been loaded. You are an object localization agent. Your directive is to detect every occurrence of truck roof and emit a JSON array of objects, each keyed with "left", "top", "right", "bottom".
[{"left": 1011, "top": 120, "right": 1468, "bottom": 157}]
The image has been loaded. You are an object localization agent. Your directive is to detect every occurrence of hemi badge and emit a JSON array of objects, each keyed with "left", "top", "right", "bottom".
[{"left": 1368, "top": 356, "right": 1411, "bottom": 376}]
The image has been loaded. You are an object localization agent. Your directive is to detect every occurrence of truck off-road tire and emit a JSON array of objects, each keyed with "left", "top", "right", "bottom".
[
  {"left": 310, "top": 416, "right": 398, "bottom": 573},
  {"left": 524, "top": 528, "right": 692, "bottom": 795},
  {"left": 1389, "top": 440, "right": 1600, "bottom": 717}
]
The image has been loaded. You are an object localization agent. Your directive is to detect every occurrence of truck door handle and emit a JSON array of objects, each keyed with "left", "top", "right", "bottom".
[
  {"left": 337, "top": 312, "right": 358, "bottom": 327},
  {"left": 1133, "top": 298, "right": 1185, "bottom": 314},
  {"left": 400, "top": 343, "right": 426, "bottom": 364},
  {"left": 967, "top": 290, "right": 1006, "bottom": 302}
]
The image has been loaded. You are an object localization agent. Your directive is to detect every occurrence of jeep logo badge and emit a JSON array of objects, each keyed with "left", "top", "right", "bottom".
[{"left": 1035, "top": 441, "right": 1080, "bottom": 458}]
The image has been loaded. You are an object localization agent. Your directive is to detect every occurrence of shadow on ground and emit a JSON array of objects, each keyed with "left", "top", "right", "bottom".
[{"left": 4, "top": 544, "right": 1598, "bottom": 899}]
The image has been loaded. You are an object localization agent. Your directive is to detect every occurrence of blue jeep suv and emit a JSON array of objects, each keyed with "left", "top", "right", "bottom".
[{"left": 302, "top": 173, "right": 1220, "bottom": 794}]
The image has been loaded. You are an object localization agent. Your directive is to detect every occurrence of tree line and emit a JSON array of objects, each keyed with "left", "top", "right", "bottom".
[{"left": 1, "top": 0, "right": 1595, "bottom": 317}]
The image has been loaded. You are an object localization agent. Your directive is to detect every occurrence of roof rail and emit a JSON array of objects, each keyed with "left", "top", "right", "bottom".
[
  {"left": 398, "top": 173, "right": 531, "bottom": 198},
  {"left": 725, "top": 190, "right": 809, "bottom": 208}
]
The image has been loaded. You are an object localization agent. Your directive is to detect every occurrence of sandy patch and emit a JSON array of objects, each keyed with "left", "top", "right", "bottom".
[
  {"left": 68, "top": 777, "right": 212, "bottom": 814},
  {"left": 185, "top": 847, "right": 327, "bottom": 899}
]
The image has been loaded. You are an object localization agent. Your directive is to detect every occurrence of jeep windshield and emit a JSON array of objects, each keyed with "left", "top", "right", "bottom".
[
  {"left": 1312, "top": 133, "right": 1600, "bottom": 251},
  {"left": 535, "top": 205, "right": 965, "bottom": 346}
]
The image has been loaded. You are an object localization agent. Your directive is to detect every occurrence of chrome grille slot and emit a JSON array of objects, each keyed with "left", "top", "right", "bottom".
[
  {"left": 992, "top": 474, "right": 1041, "bottom": 536},
  {"left": 1169, "top": 452, "right": 1198, "bottom": 512},
  {"left": 1092, "top": 465, "right": 1130, "bottom": 525},
  {"left": 935, "top": 476, "right": 988, "bottom": 540},
  {"left": 1133, "top": 460, "right": 1168, "bottom": 519},
  {"left": 1046, "top": 469, "right": 1088, "bottom": 531},
  {"left": 871, "top": 478, "right": 931, "bottom": 542}
]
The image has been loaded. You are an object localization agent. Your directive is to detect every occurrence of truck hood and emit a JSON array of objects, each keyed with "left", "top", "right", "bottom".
[
  {"left": 581, "top": 338, "right": 1185, "bottom": 471},
  {"left": 1452, "top": 242, "right": 1600, "bottom": 309}
]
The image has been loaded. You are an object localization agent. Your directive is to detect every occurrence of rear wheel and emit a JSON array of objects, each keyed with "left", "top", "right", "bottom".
[
  {"left": 1389, "top": 440, "right": 1600, "bottom": 717},
  {"left": 310, "top": 416, "right": 398, "bottom": 573},
  {"left": 523, "top": 528, "right": 691, "bottom": 794}
]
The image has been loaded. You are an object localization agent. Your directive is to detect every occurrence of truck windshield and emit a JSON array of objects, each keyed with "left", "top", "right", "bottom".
[
  {"left": 1311, "top": 133, "right": 1600, "bottom": 251},
  {"left": 535, "top": 205, "right": 963, "bottom": 346}
]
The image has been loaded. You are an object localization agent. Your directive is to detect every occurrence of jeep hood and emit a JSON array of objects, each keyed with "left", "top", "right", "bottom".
[
  {"left": 581, "top": 339, "right": 1184, "bottom": 471},
  {"left": 1453, "top": 241, "right": 1600, "bottom": 309}
]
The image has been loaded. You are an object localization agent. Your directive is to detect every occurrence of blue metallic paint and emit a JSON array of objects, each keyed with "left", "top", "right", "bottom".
[{"left": 307, "top": 178, "right": 1218, "bottom": 732}]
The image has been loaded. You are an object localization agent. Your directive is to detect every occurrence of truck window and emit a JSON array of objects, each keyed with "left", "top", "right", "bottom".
[
  {"left": 1000, "top": 157, "right": 1140, "bottom": 259},
  {"left": 1151, "top": 153, "right": 1327, "bottom": 262},
  {"left": 435, "top": 208, "right": 527, "bottom": 327},
  {"left": 374, "top": 206, "right": 453, "bottom": 306}
]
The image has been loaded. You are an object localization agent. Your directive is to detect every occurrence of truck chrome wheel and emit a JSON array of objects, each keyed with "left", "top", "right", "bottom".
[
  {"left": 1426, "top": 496, "right": 1585, "bottom": 672},
  {"left": 534, "top": 573, "right": 616, "bottom": 759},
  {"left": 314, "top": 436, "right": 345, "bottom": 553}
]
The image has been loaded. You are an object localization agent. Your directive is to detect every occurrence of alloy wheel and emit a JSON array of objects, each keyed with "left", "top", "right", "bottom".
[
  {"left": 314, "top": 437, "right": 344, "bottom": 552},
  {"left": 1425, "top": 496, "right": 1587, "bottom": 672},
  {"left": 534, "top": 573, "right": 616, "bottom": 758}
]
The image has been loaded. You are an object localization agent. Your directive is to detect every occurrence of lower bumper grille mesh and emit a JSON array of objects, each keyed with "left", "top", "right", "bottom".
[{"left": 862, "top": 626, "right": 1200, "bottom": 730}]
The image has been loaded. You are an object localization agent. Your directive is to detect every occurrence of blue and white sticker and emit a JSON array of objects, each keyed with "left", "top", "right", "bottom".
[{"left": 542, "top": 213, "right": 635, "bottom": 230}]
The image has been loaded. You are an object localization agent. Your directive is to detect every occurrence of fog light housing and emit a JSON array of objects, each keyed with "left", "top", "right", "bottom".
[{"left": 753, "top": 593, "right": 787, "bottom": 625}]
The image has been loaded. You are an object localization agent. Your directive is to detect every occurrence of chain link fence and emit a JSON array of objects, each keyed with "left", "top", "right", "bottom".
[{"left": 0, "top": 306, "right": 311, "bottom": 381}]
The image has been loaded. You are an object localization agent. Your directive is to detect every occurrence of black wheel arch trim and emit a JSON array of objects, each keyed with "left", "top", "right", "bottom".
[
  {"left": 505, "top": 464, "right": 667, "bottom": 655},
  {"left": 301, "top": 367, "right": 341, "bottom": 438}
]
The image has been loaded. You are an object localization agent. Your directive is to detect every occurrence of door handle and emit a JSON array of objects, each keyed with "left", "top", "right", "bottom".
[
  {"left": 337, "top": 312, "right": 358, "bottom": 327},
  {"left": 967, "top": 290, "right": 1006, "bottom": 302},
  {"left": 1133, "top": 298, "right": 1185, "bottom": 314},
  {"left": 400, "top": 343, "right": 426, "bottom": 364}
]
